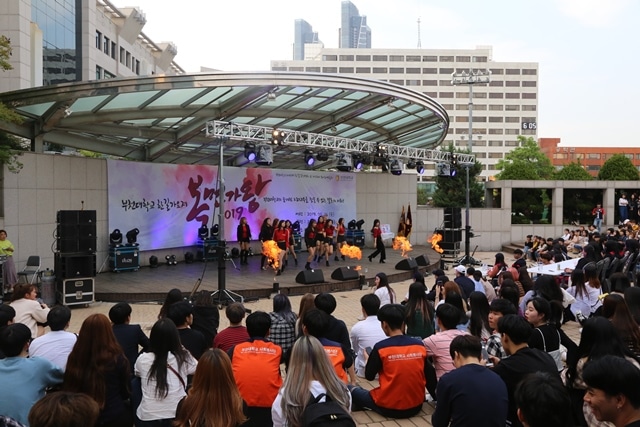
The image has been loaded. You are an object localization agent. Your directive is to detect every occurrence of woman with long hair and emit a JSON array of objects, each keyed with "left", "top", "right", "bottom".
[
  {"left": 405, "top": 282, "right": 435, "bottom": 339},
  {"left": 284, "top": 219, "right": 298, "bottom": 267},
  {"left": 368, "top": 219, "right": 386, "bottom": 264},
  {"left": 135, "top": 318, "right": 197, "bottom": 426},
  {"left": 158, "top": 288, "right": 183, "bottom": 320},
  {"left": 444, "top": 292, "right": 469, "bottom": 329},
  {"left": 259, "top": 217, "right": 273, "bottom": 271},
  {"left": 566, "top": 267, "right": 602, "bottom": 322},
  {"left": 271, "top": 335, "right": 352, "bottom": 427},
  {"left": 63, "top": 314, "right": 132, "bottom": 427},
  {"left": 9, "top": 283, "right": 49, "bottom": 338},
  {"left": 520, "top": 274, "right": 564, "bottom": 314},
  {"left": 524, "top": 297, "right": 565, "bottom": 371},
  {"left": 323, "top": 218, "right": 335, "bottom": 267},
  {"left": 174, "top": 349, "right": 246, "bottom": 427},
  {"left": 624, "top": 286, "right": 640, "bottom": 325},
  {"left": 487, "top": 252, "right": 508, "bottom": 280},
  {"left": 517, "top": 267, "right": 535, "bottom": 293},
  {"left": 272, "top": 220, "right": 289, "bottom": 275},
  {"left": 269, "top": 293, "right": 298, "bottom": 353},
  {"left": 335, "top": 218, "right": 347, "bottom": 261},
  {"left": 296, "top": 293, "right": 316, "bottom": 337},
  {"left": 314, "top": 215, "right": 326, "bottom": 262},
  {"left": 468, "top": 291, "right": 491, "bottom": 341},
  {"left": 0, "top": 229, "right": 18, "bottom": 292},
  {"left": 236, "top": 216, "right": 252, "bottom": 266},
  {"left": 303, "top": 219, "right": 317, "bottom": 271},
  {"left": 602, "top": 294, "right": 640, "bottom": 358},
  {"left": 373, "top": 272, "right": 395, "bottom": 306}
]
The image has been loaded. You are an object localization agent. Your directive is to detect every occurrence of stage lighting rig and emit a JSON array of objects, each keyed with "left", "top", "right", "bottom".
[
  {"left": 303, "top": 149, "right": 315, "bottom": 167},
  {"left": 165, "top": 254, "right": 177, "bottom": 266},
  {"left": 292, "top": 221, "right": 301, "bottom": 233},
  {"left": 348, "top": 219, "right": 357, "bottom": 230},
  {"left": 355, "top": 219, "right": 365, "bottom": 230},
  {"left": 390, "top": 158, "right": 403, "bottom": 176},
  {"left": 271, "top": 129, "right": 285, "bottom": 145},
  {"left": 416, "top": 160, "right": 425, "bottom": 175},
  {"left": 255, "top": 144, "right": 273, "bottom": 166},
  {"left": 126, "top": 228, "right": 139, "bottom": 246},
  {"left": 210, "top": 224, "right": 219, "bottom": 237},
  {"left": 110, "top": 229, "right": 123, "bottom": 246},
  {"left": 198, "top": 225, "right": 209, "bottom": 239},
  {"left": 244, "top": 143, "right": 256, "bottom": 162},
  {"left": 317, "top": 149, "right": 330, "bottom": 162},
  {"left": 336, "top": 153, "right": 353, "bottom": 172},
  {"left": 373, "top": 144, "right": 388, "bottom": 166}
]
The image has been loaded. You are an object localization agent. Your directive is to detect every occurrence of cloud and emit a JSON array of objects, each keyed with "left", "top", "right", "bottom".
[{"left": 555, "top": 0, "right": 631, "bottom": 28}]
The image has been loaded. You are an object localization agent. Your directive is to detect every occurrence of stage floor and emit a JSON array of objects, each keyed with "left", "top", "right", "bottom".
[{"left": 93, "top": 245, "right": 440, "bottom": 303}]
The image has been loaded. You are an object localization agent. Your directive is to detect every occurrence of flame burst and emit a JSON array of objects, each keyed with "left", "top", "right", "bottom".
[
  {"left": 354, "top": 265, "right": 362, "bottom": 271},
  {"left": 261, "top": 240, "right": 283, "bottom": 270},
  {"left": 340, "top": 244, "right": 362, "bottom": 260},
  {"left": 429, "top": 233, "right": 444, "bottom": 254},
  {"left": 393, "top": 236, "right": 413, "bottom": 257}
]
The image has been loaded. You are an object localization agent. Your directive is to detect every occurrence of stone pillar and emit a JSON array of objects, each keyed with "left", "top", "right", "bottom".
[
  {"left": 603, "top": 188, "right": 616, "bottom": 228},
  {"left": 551, "top": 183, "right": 563, "bottom": 226}
]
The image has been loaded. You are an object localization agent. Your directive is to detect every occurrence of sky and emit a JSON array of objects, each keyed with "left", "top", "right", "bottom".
[{"left": 112, "top": 0, "right": 640, "bottom": 147}]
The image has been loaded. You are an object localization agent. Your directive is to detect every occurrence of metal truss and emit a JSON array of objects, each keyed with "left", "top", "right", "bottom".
[{"left": 205, "top": 120, "right": 475, "bottom": 164}]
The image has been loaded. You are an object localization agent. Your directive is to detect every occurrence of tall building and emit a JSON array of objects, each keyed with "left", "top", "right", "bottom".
[
  {"left": 339, "top": 1, "right": 371, "bottom": 49},
  {"left": 271, "top": 46, "right": 539, "bottom": 180},
  {"left": 0, "top": 0, "right": 183, "bottom": 92},
  {"left": 293, "top": 19, "right": 322, "bottom": 60}
]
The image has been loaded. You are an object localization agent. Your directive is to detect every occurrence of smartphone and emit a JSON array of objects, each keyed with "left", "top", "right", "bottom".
[{"left": 365, "top": 346, "right": 373, "bottom": 355}]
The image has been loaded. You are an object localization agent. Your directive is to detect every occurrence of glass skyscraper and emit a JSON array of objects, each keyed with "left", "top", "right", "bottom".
[
  {"left": 293, "top": 19, "right": 320, "bottom": 60},
  {"left": 339, "top": 1, "right": 371, "bottom": 49}
]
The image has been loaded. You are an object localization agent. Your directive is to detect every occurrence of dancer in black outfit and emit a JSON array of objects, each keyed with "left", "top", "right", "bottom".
[
  {"left": 259, "top": 218, "right": 273, "bottom": 271},
  {"left": 236, "top": 216, "right": 252, "bottom": 265},
  {"left": 368, "top": 219, "right": 386, "bottom": 263},
  {"left": 304, "top": 220, "right": 317, "bottom": 270}
]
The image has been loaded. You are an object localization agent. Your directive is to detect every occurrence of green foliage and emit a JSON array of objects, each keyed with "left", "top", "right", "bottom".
[
  {"left": 511, "top": 188, "right": 550, "bottom": 224},
  {"left": 0, "top": 35, "right": 11, "bottom": 71},
  {"left": 562, "top": 189, "right": 602, "bottom": 224},
  {"left": 597, "top": 154, "right": 639, "bottom": 180},
  {"left": 0, "top": 35, "right": 24, "bottom": 173},
  {"left": 495, "top": 136, "right": 555, "bottom": 180},
  {"left": 554, "top": 161, "right": 593, "bottom": 181},
  {"left": 432, "top": 144, "right": 484, "bottom": 208}
]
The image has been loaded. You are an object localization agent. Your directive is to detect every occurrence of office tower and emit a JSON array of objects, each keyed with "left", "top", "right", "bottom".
[
  {"left": 293, "top": 19, "right": 321, "bottom": 60},
  {"left": 340, "top": 1, "right": 371, "bottom": 49}
]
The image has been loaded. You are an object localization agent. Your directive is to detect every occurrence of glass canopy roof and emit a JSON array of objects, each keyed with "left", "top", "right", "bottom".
[{"left": 0, "top": 72, "right": 449, "bottom": 169}]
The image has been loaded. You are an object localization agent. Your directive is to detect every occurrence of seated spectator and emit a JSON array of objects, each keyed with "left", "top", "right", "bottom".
[
  {"left": 423, "top": 303, "right": 469, "bottom": 380},
  {"left": 404, "top": 282, "right": 435, "bottom": 340},
  {"left": 9, "top": 283, "right": 49, "bottom": 339},
  {"left": 452, "top": 266, "right": 474, "bottom": 301},
  {"left": 0, "top": 323, "right": 64, "bottom": 425},
  {"left": 0, "top": 303, "right": 16, "bottom": 359},
  {"left": 512, "top": 249, "right": 526, "bottom": 270},
  {"left": 566, "top": 267, "right": 602, "bottom": 322},
  {"left": 467, "top": 291, "right": 491, "bottom": 341},
  {"left": 157, "top": 288, "right": 183, "bottom": 319},
  {"left": 524, "top": 297, "right": 565, "bottom": 371},
  {"left": 373, "top": 272, "right": 396, "bottom": 306},
  {"left": 431, "top": 335, "right": 508, "bottom": 427},
  {"left": 29, "top": 305, "right": 77, "bottom": 370},
  {"left": 514, "top": 372, "right": 573, "bottom": 427},
  {"left": 213, "top": 302, "right": 249, "bottom": 352},
  {"left": 472, "top": 270, "right": 496, "bottom": 302},
  {"left": 350, "top": 294, "right": 386, "bottom": 378},
  {"left": 268, "top": 294, "right": 297, "bottom": 354},
  {"left": 229, "top": 311, "right": 282, "bottom": 427},
  {"left": 190, "top": 290, "right": 219, "bottom": 348},
  {"left": 602, "top": 294, "right": 640, "bottom": 358},
  {"left": 582, "top": 355, "right": 640, "bottom": 427},
  {"left": 350, "top": 304, "right": 435, "bottom": 418},
  {"left": 517, "top": 267, "right": 535, "bottom": 294},
  {"left": 314, "top": 293, "right": 355, "bottom": 382},
  {"left": 168, "top": 301, "right": 207, "bottom": 360},
  {"left": 487, "top": 252, "right": 509, "bottom": 282},
  {"left": 610, "top": 272, "right": 632, "bottom": 295},
  {"left": 486, "top": 299, "right": 517, "bottom": 360},
  {"left": 491, "top": 315, "right": 560, "bottom": 427},
  {"left": 109, "top": 302, "right": 150, "bottom": 374},
  {"left": 28, "top": 391, "right": 100, "bottom": 427}
]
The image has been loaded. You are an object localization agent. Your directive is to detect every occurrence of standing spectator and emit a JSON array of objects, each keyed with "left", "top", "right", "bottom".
[
  {"left": 190, "top": 290, "right": 219, "bottom": 348},
  {"left": 168, "top": 301, "right": 207, "bottom": 360},
  {"left": 620, "top": 194, "right": 629, "bottom": 224},
  {"left": 29, "top": 305, "right": 77, "bottom": 370},
  {"left": 259, "top": 218, "right": 273, "bottom": 271},
  {"left": 268, "top": 294, "right": 297, "bottom": 354},
  {"left": 373, "top": 272, "right": 396, "bottom": 306},
  {"left": 423, "top": 303, "right": 469, "bottom": 380},
  {"left": 350, "top": 294, "right": 387, "bottom": 377},
  {"left": 213, "top": 302, "right": 249, "bottom": 352},
  {"left": 0, "top": 230, "right": 18, "bottom": 292},
  {"left": 9, "top": 283, "right": 49, "bottom": 339},
  {"left": 0, "top": 323, "right": 64, "bottom": 425},
  {"left": 368, "top": 219, "right": 386, "bottom": 264},
  {"left": 431, "top": 335, "right": 508, "bottom": 427},
  {"left": 593, "top": 203, "right": 605, "bottom": 233},
  {"left": 109, "top": 302, "right": 150, "bottom": 374},
  {"left": 63, "top": 314, "right": 132, "bottom": 427}
]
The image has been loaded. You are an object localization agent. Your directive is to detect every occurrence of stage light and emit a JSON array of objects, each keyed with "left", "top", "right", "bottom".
[
  {"left": 255, "top": 144, "right": 273, "bottom": 166},
  {"left": 126, "top": 228, "right": 139, "bottom": 245},
  {"left": 210, "top": 224, "right": 219, "bottom": 237},
  {"left": 110, "top": 229, "right": 123, "bottom": 246},
  {"left": 437, "top": 162, "right": 451, "bottom": 177},
  {"left": 336, "top": 153, "right": 353, "bottom": 172},
  {"left": 356, "top": 219, "right": 365, "bottom": 230},
  {"left": 416, "top": 160, "right": 425, "bottom": 175},
  {"left": 165, "top": 254, "right": 177, "bottom": 266},
  {"left": 184, "top": 252, "right": 194, "bottom": 264},
  {"left": 353, "top": 155, "right": 364, "bottom": 171},
  {"left": 149, "top": 255, "right": 159, "bottom": 268},
  {"left": 244, "top": 143, "right": 256, "bottom": 162},
  {"left": 451, "top": 168, "right": 457, "bottom": 177},
  {"left": 271, "top": 129, "right": 285, "bottom": 145},
  {"left": 198, "top": 225, "right": 209, "bottom": 239},
  {"left": 348, "top": 219, "right": 357, "bottom": 230},
  {"left": 390, "top": 158, "right": 403, "bottom": 176},
  {"left": 451, "top": 153, "right": 459, "bottom": 168},
  {"left": 292, "top": 221, "right": 301, "bottom": 233},
  {"left": 317, "top": 149, "right": 330, "bottom": 161},
  {"left": 303, "top": 149, "right": 315, "bottom": 167},
  {"left": 373, "top": 144, "right": 388, "bottom": 166},
  {"left": 406, "top": 159, "right": 417, "bottom": 169}
]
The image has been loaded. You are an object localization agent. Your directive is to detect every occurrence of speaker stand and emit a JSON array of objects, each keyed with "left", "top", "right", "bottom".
[{"left": 454, "top": 245, "right": 481, "bottom": 266}]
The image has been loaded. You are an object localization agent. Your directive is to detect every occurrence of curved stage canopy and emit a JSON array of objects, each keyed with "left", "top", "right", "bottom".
[{"left": 0, "top": 72, "right": 449, "bottom": 169}]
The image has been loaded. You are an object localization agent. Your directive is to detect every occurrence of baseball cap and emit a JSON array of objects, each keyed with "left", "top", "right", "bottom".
[{"left": 454, "top": 265, "right": 466, "bottom": 274}]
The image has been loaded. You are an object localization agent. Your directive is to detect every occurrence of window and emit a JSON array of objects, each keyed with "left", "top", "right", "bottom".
[
  {"left": 489, "top": 129, "right": 504, "bottom": 135},
  {"left": 488, "top": 105, "right": 503, "bottom": 111},
  {"left": 475, "top": 152, "right": 487, "bottom": 158},
  {"left": 103, "top": 37, "right": 110, "bottom": 55},
  {"left": 439, "top": 55, "right": 454, "bottom": 62},
  {"left": 405, "top": 79, "right": 420, "bottom": 86},
  {"left": 504, "top": 140, "right": 519, "bottom": 147},
  {"left": 473, "top": 139, "right": 487, "bottom": 146},
  {"left": 272, "top": 66, "right": 287, "bottom": 71},
  {"left": 506, "top": 69, "right": 521, "bottom": 75},
  {"left": 373, "top": 55, "right": 388, "bottom": 61},
  {"left": 488, "top": 140, "right": 502, "bottom": 146},
  {"left": 406, "top": 55, "right": 421, "bottom": 62},
  {"left": 456, "top": 56, "right": 471, "bottom": 62},
  {"left": 111, "top": 42, "right": 116, "bottom": 59},
  {"left": 441, "top": 104, "right": 454, "bottom": 109},
  {"left": 322, "top": 67, "right": 337, "bottom": 73},
  {"left": 490, "top": 68, "right": 504, "bottom": 75},
  {"left": 119, "top": 47, "right": 125, "bottom": 63},
  {"left": 489, "top": 117, "right": 503, "bottom": 123},
  {"left": 505, "top": 129, "right": 520, "bottom": 135},
  {"left": 423, "top": 91, "right": 437, "bottom": 97},
  {"left": 95, "top": 65, "right": 102, "bottom": 80},
  {"left": 356, "top": 55, "right": 371, "bottom": 61},
  {"left": 339, "top": 67, "right": 354, "bottom": 73},
  {"left": 104, "top": 70, "right": 116, "bottom": 79},
  {"left": 372, "top": 67, "right": 387, "bottom": 73},
  {"left": 506, "top": 81, "right": 520, "bottom": 87},
  {"left": 489, "top": 93, "right": 503, "bottom": 99},
  {"left": 456, "top": 92, "right": 468, "bottom": 99},
  {"left": 423, "top": 55, "right": 437, "bottom": 62},
  {"left": 305, "top": 67, "right": 320, "bottom": 72},
  {"left": 390, "top": 67, "right": 404, "bottom": 73},
  {"left": 439, "top": 92, "right": 454, "bottom": 98},
  {"left": 356, "top": 67, "right": 371, "bottom": 73},
  {"left": 474, "top": 56, "right": 488, "bottom": 62},
  {"left": 323, "top": 55, "right": 337, "bottom": 61},
  {"left": 489, "top": 153, "right": 504, "bottom": 159},
  {"left": 505, "top": 105, "right": 520, "bottom": 111},
  {"left": 473, "top": 116, "right": 487, "bottom": 122},
  {"left": 96, "top": 31, "right": 102, "bottom": 49},
  {"left": 522, "top": 81, "right": 537, "bottom": 87},
  {"left": 439, "top": 67, "right": 454, "bottom": 74},
  {"left": 423, "top": 68, "right": 437, "bottom": 74},
  {"left": 390, "top": 55, "right": 404, "bottom": 61},
  {"left": 339, "top": 55, "right": 354, "bottom": 61},
  {"left": 390, "top": 79, "right": 404, "bottom": 85},
  {"left": 455, "top": 116, "right": 468, "bottom": 122},
  {"left": 406, "top": 67, "right": 420, "bottom": 74},
  {"left": 456, "top": 104, "right": 467, "bottom": 110},
  {"left": 522, "top": 69, "right": 537, "bottom": 75},
  {"left": 422, "top": 79, "right": 437, "bottom": 86},
  {"left": 505, "top": 117, "right": 520, "bottom": 123},
  {"left": 126, "top": 52, "right": 131, "bottom": 68},
  {"left": 522, "top": 93, "right": 537, "bottom": 99},
  {"left": 438, "top": 79, "right": 451, "bottom": 86},
  {"left": 522, "top": 105, "right": 536, "bottom": 111},
  {"left": 289, "top": 66, "right": 304, "bottom": 71},
  {"left": 135, "top": 59, "right": 140, "bottom": 75},
  {"left": 489, "top": 81, "right": 504, "bottom": 87},
  {"left": 474, "top": 92, "right": 487, "bottom": 99},
  {"left": 506, "top": 93, "right": 520, "bottom": 99}
]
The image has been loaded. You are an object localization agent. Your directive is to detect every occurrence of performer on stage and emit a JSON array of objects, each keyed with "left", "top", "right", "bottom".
[
  {"left": 273, "top": 220, "right": 289, "bottom": 276},
  {"left": 284, "top": 220, "right": 298, "bottom": 267},
  {"left": 314, "top": 215, "right": 326, "bottom": 262},
  {"left": 304, "top": 220, "right": 317, "bottom": 271},
  {"left": 259, "top": 218, "right": 273, "bottom": 271},
  {"left": 368, "top": 219, "right": 386, "bottom": 264},
  {"left": 323, "top": 219, "right": 336, "bottom": 267},
  {"left": 335, "top": 218, "right": 346, "bottom": 261},
  {"left": 236, "top": 217, "right": 252, "bottom": 265},
  {"left": 0, "top": 229, "right": 18, "bottom": 293}
]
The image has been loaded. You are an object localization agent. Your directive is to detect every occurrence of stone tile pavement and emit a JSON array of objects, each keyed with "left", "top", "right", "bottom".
[{"left": 63, "top": 251, "right": 581, "bottom": 427}]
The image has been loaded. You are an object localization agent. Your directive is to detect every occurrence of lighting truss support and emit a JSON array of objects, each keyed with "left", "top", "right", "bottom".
[{"left": 205, "top": 120, "right": 474, "bottom": 164}]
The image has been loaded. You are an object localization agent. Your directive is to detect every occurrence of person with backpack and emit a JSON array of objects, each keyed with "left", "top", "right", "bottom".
[{"left": 271, "top": 335, "right": 354, "bottom": 427}]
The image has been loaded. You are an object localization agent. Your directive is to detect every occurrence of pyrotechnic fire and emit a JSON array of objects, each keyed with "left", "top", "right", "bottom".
[
  {"left": 428, "top": 233, "right": 444, "bottom": 254},
  {"left": 393, "top": 236, "right": 413, "bottom": 257},
  {"left": 262, "top": 240, "right": 282, "bottom": 270},
  {"left": 354, "top": 265, "right": 362, "bottom": 271},
  {"left": 340, "top": 244, "right": 362, "bottom": 260}
]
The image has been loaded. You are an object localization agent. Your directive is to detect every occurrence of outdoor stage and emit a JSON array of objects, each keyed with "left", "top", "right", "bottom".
[{"left": 94, "top": 245, "right": 440, "bottom": 303}]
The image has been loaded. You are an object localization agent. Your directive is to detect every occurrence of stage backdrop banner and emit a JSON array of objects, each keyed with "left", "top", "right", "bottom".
[{"left": 107, "top": 160, "right": 356, "bottom": 250}]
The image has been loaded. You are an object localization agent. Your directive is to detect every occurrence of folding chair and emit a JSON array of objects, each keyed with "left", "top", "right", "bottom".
[{"left": 17, "top": 255, "right": 41, "bottom": 285}]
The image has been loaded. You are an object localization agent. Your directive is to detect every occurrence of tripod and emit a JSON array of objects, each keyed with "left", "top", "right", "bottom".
[{"left": 455, "top": 244, "right": 481, "bottom": 266}]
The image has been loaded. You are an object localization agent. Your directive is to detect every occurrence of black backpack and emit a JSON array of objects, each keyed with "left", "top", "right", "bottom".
[{"left": 301, "top": 393, "right": 356, "bottom": 427}]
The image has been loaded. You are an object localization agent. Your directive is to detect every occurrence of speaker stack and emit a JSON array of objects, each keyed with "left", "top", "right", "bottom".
[
  {"left": 440, "top": 207, "right": 462, "bottom": 261},
  {"left": 55, "top": 210, "right": 97, "bottom": 305},
  {"left": 295, "top": 269, "right": 325, "bottom": 285}
]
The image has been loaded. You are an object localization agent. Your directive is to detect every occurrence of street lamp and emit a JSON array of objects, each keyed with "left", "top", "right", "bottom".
[{"left": 451, "top": 65, "right": 490, "bottom": 266}]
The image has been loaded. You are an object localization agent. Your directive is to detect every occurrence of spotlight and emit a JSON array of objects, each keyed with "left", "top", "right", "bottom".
[
  {"left": 390, "top": 158, "right": 403, "bottom": 176},
  {"left": 184, "top": 252, "right": 194, "bottom": 264},
  {"left": 198, "top": 225, "right": 209, "bottom": 239},
  {"left": 255, "top": 144, "right": 273, "bottom": 166},
  {"left": 317, "top": 149, "right": 330, "bottom": 162},
  {"left": 244, "top": 143, "right": 256, "bottom": 162},
  {"left": 416, "top": 160, "right": 425, "bottom": 175},
  {"left": 406, "top": 159, "right": 417, "bottom": 169},
  {"left": 355, "top": 219, "right": 365, "bottom": 230},
  {"left": 450, "top": 168, "right": 457, "bottom": 177},
  {"left": 353, "top": 155, "right": 364, "bottom": 171},
  {"left": 451, "top": 153, "right": 459, "bottom": 168},
  {"left": 304, "top": 149, "right": 315, "bottom": 167},
  {"left": 110, "top": 229, "right": 123, "bottom": 246},
  {"left": 336, "top": 153, "right": 353, "bottom": 172},
  {"left": 210, "top": 224, "right": 219, "bottom": 237},
  {"left": 165, "top": 254, "right": 177, "bottom": 266},
  {"left": 348, "top": 219, "right": 357, "bottom": 230},
  {"left": 271, "top": 129, "right": 285, "bottom": 145},
  {"left": 292, "top": 221, "right": 301, "bottom": 233},
  {"left": 149, "top": 255, "right": 159, "bottom": 268},
  {"left": 267, "top": 92, "right": 277, "bottom": 101},
  {"left": 126, "top": 228, "right": 139, "bottom": 245}
]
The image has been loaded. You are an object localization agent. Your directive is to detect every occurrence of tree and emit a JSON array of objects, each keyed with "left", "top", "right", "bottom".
[
  {"left": 495, "top": 136, "right": 555, "bottom": 180},
  {"left": 0, "top": 35, "right": 25, "bottom": 173},
  {"left": 432, "top": 144, "right": 484, "bottom": 208},
  {"left": 554, "top": 160, "right": 593, "bottom": 181},
  {"left": 597, "top": 154, "right": 639, "bottom": 180}
]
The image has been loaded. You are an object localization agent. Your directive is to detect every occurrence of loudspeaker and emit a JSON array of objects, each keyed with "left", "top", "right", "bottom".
[
  {"left": 57, "top": 210, "right": 78, "bottom": 225},
  {"left": 415, "top": 254, "right": 430, "bottom": 266},
  {"left": 436, "top": 229, "right": 462, "bottom": 243},
  {"left": 55, "top": 254, "right": 96, "bottom": 278},
  {"left": 444, "top": 207, "right": 462, "bottom": 229},
  {"left": 440, "top": 242, "right": 460, "bottom": 251},
  {"left": 395, "top": 258, "right": 418, "bottom": 271},
  {"left": 295, "top": 269, "right": 325, "bottom": 284},
  {"left": 330, "top": 267, "right": 359, "bottom": 281},
  {"left": 78, "top": 210, "right": 96, "bottom": 223}
]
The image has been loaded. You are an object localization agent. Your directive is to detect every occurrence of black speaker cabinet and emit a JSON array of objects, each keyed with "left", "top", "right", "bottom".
[
  {"left": 415, "top": 254, "right": 430, "bottom": 266},
  {"left": 395, "top": 258, "right": 418, "bottom": 271},
  {"left": 436, "top": 229, "right": 462, "bottom": 243},
  {"left": 330, "top": 266, "right": 360, "bottom": 281},
  {"left": 55, "top": 253, "right": 96, "bottom": 279},
  {"left": 440, "top": 242, "right": 460, "bottom": 251},
  {"left": 444, "top": 207, "right": 462, "bottom": 229},
  {"left": 57, "top": 210, "right": 79, "bottom": 225},
  {"left": 295, "top": 269, "right": 325, "bottom": 284}
]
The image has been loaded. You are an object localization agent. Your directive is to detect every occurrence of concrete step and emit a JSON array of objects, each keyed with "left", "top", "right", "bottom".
[{"left": 501, "top": 242, "right": 523, "bottom": 253}]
